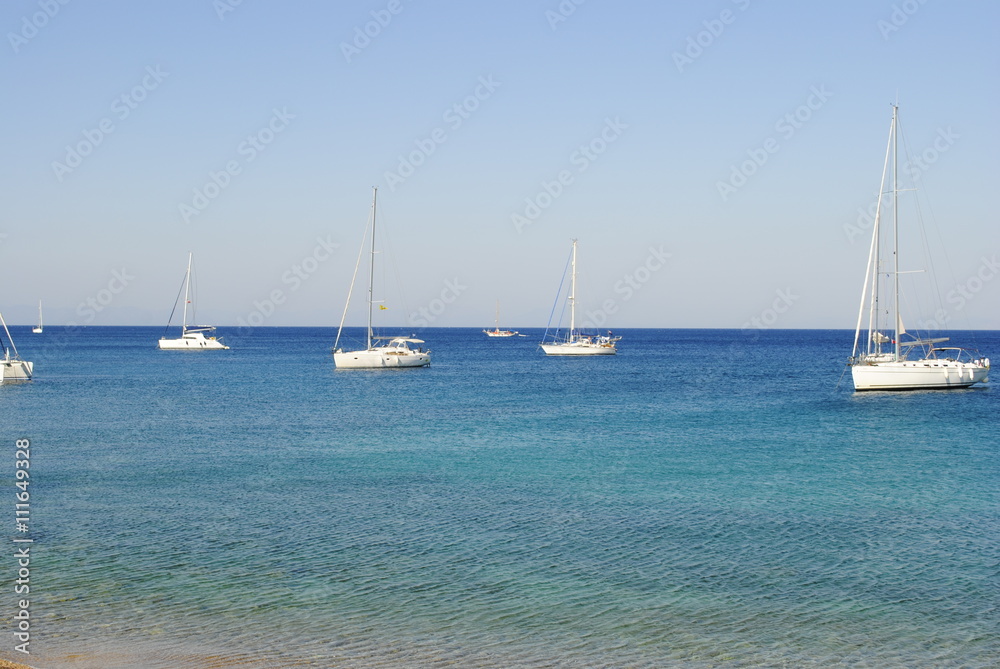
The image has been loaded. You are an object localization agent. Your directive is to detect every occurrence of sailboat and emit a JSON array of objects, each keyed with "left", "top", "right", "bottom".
[
  {"left": 333, "top": 188, "right": 430, "bottom": 369},
  {"left": 849, "top": 105, "right": 989, "bottom": 390},
  {"left": 540, "top": 239, "right": 620, "bottom": 356},
  {"left": 483, "top": 301, "right": 519, "bottom": 337},
  {"left": 158, "top": 253, "right": 230, "bottom": 350},
  {"left": 0, "top": 311, "right": 33, "bottom": 380},
  {"left": 32, "top": 301, "right": 42, "bottom": 333}
]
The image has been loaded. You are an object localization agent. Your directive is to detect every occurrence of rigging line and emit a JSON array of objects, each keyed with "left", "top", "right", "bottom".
[
  {"left": 380, "top": 207, "right": 413, "bottom": 333},
  {"left": 898, "top": 115, "right": 966, "bottom": 338},
  {"left": 543, "top": 245, "right": 574, "bottom": 342},
  {"left": 0, "top": 311, "right": 17, "bottom": 359},
  {"left": 334, "top": 201, "right": 373, "bottom": 351},
  {"left": 189, "top": 259, "right": 198, "bottom": 326},
  {"left": 834, "top": 362, "right": 850, "bottom": 391},
  {"left": 162, "top": 272, "right": 188, "bottom": 338},
  {"left": 897, "top": 119, "right": 942, "bottom": 324}
]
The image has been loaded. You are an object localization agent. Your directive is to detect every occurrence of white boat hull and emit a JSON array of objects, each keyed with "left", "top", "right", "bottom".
[
  {"left": 852, "top": 360, "right": 988, "bottom": 390},
  {"left": 540, "top": 342, "right": 616, "bottom": 356},
  {"left": 334, "top": 348, "right": 430, "bottom": 368},
  {"left": 158, "top": 332, "right": 229, "bottom": 350},
  {"left": 484, "top": 330, "right": 517, "bottom": 338},
  {"left": 2, "top": 359, "right": 33, "bottom": 380},
  {"left": 32, "top": 327, "right": 42, "bottom": 334}
]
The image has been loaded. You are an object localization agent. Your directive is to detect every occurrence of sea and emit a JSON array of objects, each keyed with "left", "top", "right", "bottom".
[{"left": 3, "top": 326, "right": 997, "bottom": 668}]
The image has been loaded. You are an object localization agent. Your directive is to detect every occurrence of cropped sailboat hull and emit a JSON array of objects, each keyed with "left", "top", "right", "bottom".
[
  {"left": 0, "top": 311, "right": 32, "bottom": 380},
  {"left": 852, "top": 360, "right": 989, "bottom": 391},
  {"left": 334, "top": 348, "right": 430, "bottom": 368},
  {"left": 540, "top": 340, "right": 616, "bottom": 355},
  {"left": 1, "top": 358, "right": 33, "bottom": 380},
  {"left": 158, "top": 330, "right": 229, "bottom": 350}
]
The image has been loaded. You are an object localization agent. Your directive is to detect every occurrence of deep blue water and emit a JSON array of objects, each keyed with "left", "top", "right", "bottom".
[{"left": 3, "top": 327, "right": 998, "bottom": 668}]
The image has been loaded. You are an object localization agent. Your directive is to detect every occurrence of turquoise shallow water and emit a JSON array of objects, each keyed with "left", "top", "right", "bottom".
[{"left": 3, "top": 327, "right": 998, "bottom": 668}]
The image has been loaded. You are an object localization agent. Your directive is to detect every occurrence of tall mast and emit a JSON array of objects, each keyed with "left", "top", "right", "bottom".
[
  {"left": 891, "top": 105, "right": 900, "bottom": 362},
  {"left": 182, "top": 252, "right": 192, "bottom": 333},
  {"left": 569, "top": 239, "right": 577, "bottom": 335},
  {"left": 367, "top": 187, "right": 377, "bottom": 350}
]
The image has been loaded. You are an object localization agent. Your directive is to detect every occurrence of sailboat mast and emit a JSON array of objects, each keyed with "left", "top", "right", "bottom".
[
  {"left": 367, "top": 187, "right": 377, "bottom": 350},
  {"left": 495, "top": 300, "right": 500, "bottom": 329},
  {"left": 569, "top": 239, "right": 577, "bottom": 335},
  {"left": 891, "top": 105, "right": 900, "bottom": 362},
  {"left": 182, "top": 252, "right": 192, "bottom": 334}
]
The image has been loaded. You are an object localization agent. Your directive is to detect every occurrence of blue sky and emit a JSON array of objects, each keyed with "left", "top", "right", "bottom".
[{"left": 3, "top": 0, "right": 998, "bottom": 329}]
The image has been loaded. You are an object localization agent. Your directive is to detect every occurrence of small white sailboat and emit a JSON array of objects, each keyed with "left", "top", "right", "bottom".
[
  {"left": 483, "top": 301, "right": 519, "bottom": 337},
  {"left": 0, "top": 311, "right": 33, "bottom": 380},
  {"left": 158, "top": 253, "right": 230, "bottom": 350},
  {"left": 540, "top": 239, "right": 620, "bottom": 356},
  {"left": 849, "top": 105, "right": 989, "bottom": 390},
  {"left": 333, "top": 188, "right": 430, "bottom": 369},
  {"left": 32, "top": 301, "right": 42, "bottom": 333}
]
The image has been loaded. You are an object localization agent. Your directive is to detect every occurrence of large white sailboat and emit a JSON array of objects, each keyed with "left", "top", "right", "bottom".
[
  {"left": 849, "top": 105, "right": 989, "bottom": 390},
  {"left": 158, "top": 253, "right": 230, "bottom": 350},
  {"left": 540, "top": 239, "right": 620, "bottom": 356},
  {"left": 333, "top": 188, "right": 430, "bottom": 369},
  {"left": 32, "top": 301, "right": 42, "bottom": 334},
  {"left": 0, "top": 311, "right": 33, "bottom": 380}
]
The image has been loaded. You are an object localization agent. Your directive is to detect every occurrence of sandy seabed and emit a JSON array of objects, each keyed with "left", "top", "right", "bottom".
[{"left": 0, "top": 659, "right": 35, "bottom": 669}]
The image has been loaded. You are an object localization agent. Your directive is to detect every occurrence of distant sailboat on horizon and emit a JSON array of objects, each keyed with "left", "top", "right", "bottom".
[
  {"left": 32, "top": 300, "right": 43, "bottom": 333},
  {"left": 483, "top": 300, "right": 519, "bottom": 337}
]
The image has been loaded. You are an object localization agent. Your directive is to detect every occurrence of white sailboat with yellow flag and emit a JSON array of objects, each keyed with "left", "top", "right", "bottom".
[
  {"left": 333, "top": 188, "right": 430, "bottom": 369},
  {"left": 848, "top": 105, "right": 989, "bottom": 390}
]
